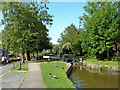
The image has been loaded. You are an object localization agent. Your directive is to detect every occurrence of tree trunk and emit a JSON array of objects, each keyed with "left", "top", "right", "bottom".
[
  {"left": 107, "top": 49, "right": 110, "bottom": 61},
  {"left": 37, "top": 51, "right": 38, "bottom": 60},
  {"left": 27, "top": 51, "right": 30, "bottom": 61},
  {"left": 33, "top": 53, "right": 34, "bottom": 57},
  {"left": 22, "top": 51, "right": 25, "bottom": 63},
  {"left": 25, "top": 50, "right": 28, "bottom": 61},
  {"left": 73, "top": 54, "right": 75, "bottom": 63},
  {"left": 16, "top": 54, "right": 17, "bottom": 58},
  {"left": 73, "top": 54, "right": 76, "bottom": 71},
  {"left": 25, "top": 50, "right": 30, "bottom": 61}
]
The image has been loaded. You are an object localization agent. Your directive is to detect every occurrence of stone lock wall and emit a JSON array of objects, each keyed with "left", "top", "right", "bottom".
[{"left": 83, "top": 61, "right": 119, "bottom": 72}]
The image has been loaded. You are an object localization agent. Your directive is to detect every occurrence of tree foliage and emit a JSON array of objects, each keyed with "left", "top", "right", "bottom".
[
  {"left": 58, "top": 2, "right": 120, "bottom": 61},
  {"left": 0, "top": 32, "right": 2, "bottom": 41},
  {"left": 80, "top": 2, "right": 120, "bottom": 60},
  {"left": 58, "top": 24, "right": 79, "bottom": 54},
  {"left": 1, "top": 2, "right": 53, "bottom": 61}
]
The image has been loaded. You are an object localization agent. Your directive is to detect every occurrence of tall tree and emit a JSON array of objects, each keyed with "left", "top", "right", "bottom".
[
  {"left": 80, "top": 2, "right": 120, "bottom": 60},
  {"left": 58, "top": 24, "right": 78, "bottom": 53},
  {"left": 0, "top": 32, "right": 2, "bottom": 41},
  {"left": 1, "top": 2, "right": 53, "bottom": 62}
]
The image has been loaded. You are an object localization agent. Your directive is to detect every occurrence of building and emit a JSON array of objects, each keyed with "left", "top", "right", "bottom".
[
  {"left": 0, "top": 42, "right": 14, "bottom": 60},
  {"left": 0, "top": 48, "right": 2, "bottom": 60},
  {"left": 0, "top": 42, "right": 2, "bottom": 60},
  {"left": 0, "top": 41, "right": 2, "bottom": 47}
]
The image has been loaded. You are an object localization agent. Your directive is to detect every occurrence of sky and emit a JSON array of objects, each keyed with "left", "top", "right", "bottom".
[{"left": 0, "top": 2, "right": 87, "bottom": 44}]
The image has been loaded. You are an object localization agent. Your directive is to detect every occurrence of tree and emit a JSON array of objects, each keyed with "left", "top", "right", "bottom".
[
  {"left": 1, "top": 2, "right": 53, "bottom": 62},
  {"left": 52, "top": 45, "right": 59, "bottom": 54},
  {"left": 0, "top": 32, "right": 2, "bottom": 41},
  {"left": 71, "top": 29, "right": 83, "bottom": 55},
  {"left": 58, "top": 24, "right": 78, "bottom": 54},
  {"left": 80, "top": 2, "right": 120, "bottom": 60}
]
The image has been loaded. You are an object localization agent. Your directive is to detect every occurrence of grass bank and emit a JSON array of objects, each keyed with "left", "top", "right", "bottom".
[
  {"left": 11, "top": 61, "right": 29, "bottom": 71},
  {"left": 78, "top": 56, "right": 118, "bottom": 66},
  {"left": 85, "top": 58, "right": 118, "bottom": 66},
  {"left": 40, "top": 62, "right": 75, "bottom": 88},
  {"left": 66, "top": 55, "right": 118, "bottom": 66}
]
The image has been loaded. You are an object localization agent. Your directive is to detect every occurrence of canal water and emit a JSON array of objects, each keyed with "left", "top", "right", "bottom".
[{"left": 69, "top": 63, "right": 119, "bottom": 89}]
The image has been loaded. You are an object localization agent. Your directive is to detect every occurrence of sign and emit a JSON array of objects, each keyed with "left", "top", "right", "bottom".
[{"left": 43, "top": 56, "right": 50, "bottom": 59}]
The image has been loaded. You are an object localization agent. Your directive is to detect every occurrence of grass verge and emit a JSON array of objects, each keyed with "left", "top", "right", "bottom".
[
  {"left": 11, "top": 61, "right": 29, "bottom": 71},
  {"left": 40, "top": 62, "right": 75, "bottom": 88}
]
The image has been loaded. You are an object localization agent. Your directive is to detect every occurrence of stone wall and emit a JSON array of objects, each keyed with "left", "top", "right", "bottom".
[
  {"left": 83, "top": 61, "right": 119, "bottom": 72},
  {"left": 66, "top": 63, "right": 73, "bottom": 77}
]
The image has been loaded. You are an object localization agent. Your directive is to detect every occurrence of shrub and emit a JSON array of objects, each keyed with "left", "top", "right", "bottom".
[
  {"left": 100, "top": 66, "right": 108, "bottom": 71},
  {"left": 41, "top": 50, "right": 47, "bottom": 56}
]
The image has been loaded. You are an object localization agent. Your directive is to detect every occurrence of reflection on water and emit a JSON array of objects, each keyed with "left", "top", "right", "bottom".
[{"left": 69, "top": 63, "right": 118, "bottom": 88}]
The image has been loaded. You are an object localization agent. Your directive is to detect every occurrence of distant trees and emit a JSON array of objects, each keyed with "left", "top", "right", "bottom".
[
  {"left": 58, "top": 24, "right": 79, "bottom": 54},
  {"left": 1, "top": 2, "right": 53, "bottom": 62},
  {"left": 52, "top": 45, "right": 59, "bottom": 54}
]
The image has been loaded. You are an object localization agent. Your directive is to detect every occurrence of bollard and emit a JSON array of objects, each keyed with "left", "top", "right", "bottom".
[
  {"left": 13, "top": 63, "right": 15, "bottom": 68},
  {"left": 80, "top": 58, "right": 83, "bottom": 64},
  {"left": 48, "top": 58, "right": 50, "bottom": 62}
]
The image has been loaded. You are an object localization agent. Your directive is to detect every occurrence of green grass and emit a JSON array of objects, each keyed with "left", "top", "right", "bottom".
[
  {"left": 8, "top": 57, "right": 22, "bottom": 60},
  {"left": 85, "top": 58, "right": 118, "bottom": 66},
  {"left": 50, "top": 58, "right": 60, "bottom": 61},
  {"left": 8, "top": 57, "right": 17, "bottom": 59},
  {"left": 11, "top": 61, "right": 29, "bottom": 71},
  {"left": 38, "top": 58, "right": 60, "bottom": 62},
  {"left": 40, "top": 62, "right": 75, "bottom": 88}
]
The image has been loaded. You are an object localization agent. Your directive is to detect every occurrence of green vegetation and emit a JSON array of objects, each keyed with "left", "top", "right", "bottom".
[
  {"left": 0, "top": 32, "right": 2, "bottom": 41},
  {"left": 8, "top": 57, "right": 22, "bottom": 60},
  {"left": 80, "top": 2, "right": 120, "bottom": 60},
  {"left": 57, "top": 2, "right": 120, "bottom": 62},
  {"left": 77, "top": 55, "right": 118, "bottom": 66},
  {"left": 38, "top": 58, "right": 60, "bottom": 62},
  {"left": 40, "top": 62, "right": 75, "bottom": 88},
  {"left": 58, "top": 24, "right": 78, "bottom": 54},
  {"left": 1, "top": 2, "right": 53, "bottom": 62},
  {"left": 41, "top": 50, "right": 48, "bottom": 56},
  {"left": 85, "top": 58, "right": 118, "bottom": 66},
  {"left": 11, "top": 61, "right": 29, "bottom": 71},
  {"left": 100, "top": 66, "right": 109, "bottom": 71}
]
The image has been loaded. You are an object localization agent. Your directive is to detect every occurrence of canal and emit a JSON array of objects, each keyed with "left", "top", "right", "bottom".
[{"left": 69, "top": 63, "right": 118, "bottom": 89}]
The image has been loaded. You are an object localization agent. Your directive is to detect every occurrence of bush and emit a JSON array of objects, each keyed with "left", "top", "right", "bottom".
[
  {"left": 41, "top": 50, "right": 47, "bottom": 56},
  {"left": 112, "top": 52, "right": 120, "bottom": 61},
  {"left": 100, "top": 66, "right": 108, "bottom": 71}
]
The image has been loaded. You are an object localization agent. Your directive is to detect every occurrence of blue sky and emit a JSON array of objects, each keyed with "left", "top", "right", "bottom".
[{"left": 0, "top": 2, "right": 87, "bottom": 44}]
